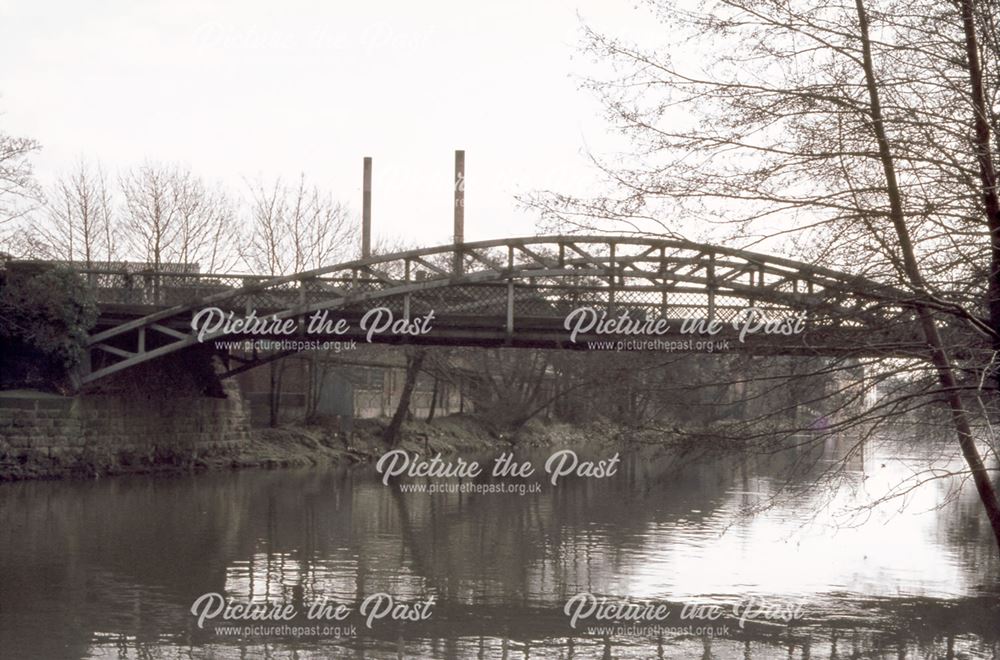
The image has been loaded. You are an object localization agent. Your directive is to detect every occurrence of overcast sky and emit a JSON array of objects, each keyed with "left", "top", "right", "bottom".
[{"left": 0, "top": 0, "right": 662, "bottom": 249}]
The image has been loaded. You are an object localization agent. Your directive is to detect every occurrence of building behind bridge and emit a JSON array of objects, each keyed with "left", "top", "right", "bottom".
[{"left": 233, "top": 346, "right": 469, "bottom": 428}]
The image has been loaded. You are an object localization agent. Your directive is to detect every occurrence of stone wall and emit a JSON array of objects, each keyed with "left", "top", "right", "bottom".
[{"left": 0, "top": 378, "right": 251, "bottom": 479}]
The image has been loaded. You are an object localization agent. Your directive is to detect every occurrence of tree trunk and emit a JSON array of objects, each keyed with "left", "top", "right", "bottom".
[
  {"left": 958, "top": 0, "right": 1000, "bottom": 368},
  {"left": 856, "top": 0, "right": 1000, "bottom": 552},
  {"left": 268, "top": 360, "right": 283, "bottom": 428},
  {"left": 383, "top": 350, "right": 426, "bottom": 447},
  {"left": 426, "top": 375, "right": 439, "bottom": 423},
  {"left": 306, "top": 353, "right": 323, "bottom": 422}
]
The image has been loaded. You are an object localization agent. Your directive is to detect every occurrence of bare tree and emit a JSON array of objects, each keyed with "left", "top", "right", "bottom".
[
  {"left": 241, "top": 174, "right": 355, "bottom": 275},
  {"left": 383, "top": 348, "right": 427, "bottom": 446},
  {"left": 528, "top": 0, "right": 1000, "bottom": 551},
  {"left": 0, "top": 127, "right": 41, "bottom": 251},
  {"left": 241, "top": 174, "right": 356, "bottom": 427},
  {"left": 171, "top": 175, "right": 238, "bottom": 273},
  {"left": 465, "top": 349, "right": 554, "bottom": 434},
  {"left": 34, "top": 159, "right": 117, "bottom": 266},
  {"left": 852, "top": 0, "right": 1000, "bottom": 553},
  {"left": 119, "top": 164, "right": 236, "bottom": 271}
]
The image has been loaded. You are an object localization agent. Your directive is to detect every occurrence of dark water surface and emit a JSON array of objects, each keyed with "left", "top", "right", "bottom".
[{"left": 1, "top": 434, "right": 998, "bottom": 659}]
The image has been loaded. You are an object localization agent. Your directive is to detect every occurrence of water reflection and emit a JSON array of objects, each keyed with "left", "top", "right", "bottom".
[{"left": 0, "top": 433, "right": 997, "bottom": 659}]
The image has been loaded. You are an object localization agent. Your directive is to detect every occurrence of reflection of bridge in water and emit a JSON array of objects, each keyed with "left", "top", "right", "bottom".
[
  {"left": 4, "top": 447, "right": 996, "bottom": 659},
  {"left": 71, "top": 235, "right": 978, "bottom": 384}
]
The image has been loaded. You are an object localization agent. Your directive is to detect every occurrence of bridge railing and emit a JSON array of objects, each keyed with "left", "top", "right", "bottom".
[
  {"left": 52, "top": 234, "right": 951, "bottom": 342},
  {"left": 73, "top": 270, "right": 361, "bottom": 307},
  {"left": 73, "top": 267, "right": 820, "bottom": 324}
]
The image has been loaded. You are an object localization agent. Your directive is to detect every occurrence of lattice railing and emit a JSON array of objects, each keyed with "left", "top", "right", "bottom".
[{"left": 71, "top": 236, "right": 914, "bottom": 321}]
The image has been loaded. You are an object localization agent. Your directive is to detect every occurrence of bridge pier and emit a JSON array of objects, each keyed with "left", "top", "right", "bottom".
[{"left": 0, "top": 354, "right": 250, "bottom": 479}]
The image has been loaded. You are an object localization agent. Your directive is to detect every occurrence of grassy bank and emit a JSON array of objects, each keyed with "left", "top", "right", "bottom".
[{"left": 0, "top": 414, "right": 645, "bottom": 481}]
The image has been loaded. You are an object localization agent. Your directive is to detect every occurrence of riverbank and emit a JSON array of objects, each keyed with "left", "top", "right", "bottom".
[
  {"left": 167, "top": 415, "right": 644, "bottom": 471},
  {"left": 227, "top": 415, "right": 506, "bottom": 471},
  {"left": 0, "top": 413, "right": 650, "bottom": 481}
]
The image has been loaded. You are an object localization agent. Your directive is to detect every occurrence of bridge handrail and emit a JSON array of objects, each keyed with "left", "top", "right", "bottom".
[{"left": 64, "top": 234, "right": 912, "bottom": 297}]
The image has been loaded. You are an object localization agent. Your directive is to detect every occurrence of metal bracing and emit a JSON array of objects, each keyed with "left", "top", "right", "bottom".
[{"left": 65, "top": 235, "right": 980, "bottom": 384}]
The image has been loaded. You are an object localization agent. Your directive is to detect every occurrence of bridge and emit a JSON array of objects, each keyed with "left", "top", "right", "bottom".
[{"left": 68, "top": 235, "right": 972, "bottom": 385}]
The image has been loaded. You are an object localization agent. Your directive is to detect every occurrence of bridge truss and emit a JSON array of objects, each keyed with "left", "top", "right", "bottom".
[{"left": 68, "top": 235, "right": 967, "bottom": 384}]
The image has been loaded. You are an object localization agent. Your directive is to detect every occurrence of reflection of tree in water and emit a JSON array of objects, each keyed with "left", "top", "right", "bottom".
[
  {"left": 2, "top": 453, "right": 998, "bottom": 659},
  {"left": 940, "top": 470, "right": 1000, "bottom": 584},
  {"left": 368, "top": 448, "right": 740, "bottom": 606}
]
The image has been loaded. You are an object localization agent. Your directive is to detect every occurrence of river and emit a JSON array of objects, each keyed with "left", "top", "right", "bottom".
[{"left": 1, "top": 432, "right": 998, "bottom": 659}]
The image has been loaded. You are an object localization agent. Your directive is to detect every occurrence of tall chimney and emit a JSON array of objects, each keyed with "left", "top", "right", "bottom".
[
  {"left": 454, "top": 149, "right": 465, "bottom": 274},
  {"left": 362, "top": 156, "right": 372, "bottom": 258}
]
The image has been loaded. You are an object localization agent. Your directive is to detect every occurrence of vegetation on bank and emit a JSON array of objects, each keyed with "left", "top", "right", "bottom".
[{"left": 0, "top": 261, "right": 97, "bottom": 392}]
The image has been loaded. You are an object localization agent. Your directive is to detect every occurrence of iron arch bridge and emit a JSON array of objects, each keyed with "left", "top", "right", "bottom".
[{"left": 72, "top": 235, "right": 968, "bottom": 384}]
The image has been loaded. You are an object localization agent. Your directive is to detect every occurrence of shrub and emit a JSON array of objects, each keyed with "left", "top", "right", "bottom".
[{"left": 0, "top": 262, "right": 98, "bottom": 390}]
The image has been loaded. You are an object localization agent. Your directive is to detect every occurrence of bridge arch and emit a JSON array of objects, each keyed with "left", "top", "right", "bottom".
[{"left": 76, "top": 235, "right": 946, "bottom": 384}]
